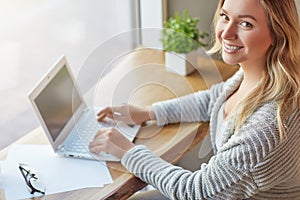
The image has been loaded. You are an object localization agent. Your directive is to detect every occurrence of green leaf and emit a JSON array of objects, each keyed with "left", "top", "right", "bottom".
[{"left": 162, "top": 10, "right": 208, "bottom": 53}]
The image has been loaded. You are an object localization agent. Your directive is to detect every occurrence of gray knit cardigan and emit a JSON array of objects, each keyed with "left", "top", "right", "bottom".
[{"left": 121, "top": 69, "right": 300, "bottom": 199}]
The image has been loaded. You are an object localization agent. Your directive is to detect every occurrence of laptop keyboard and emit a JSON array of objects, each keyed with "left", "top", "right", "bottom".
[
  {"left": 61, "top": 108, "right": 139, "bottom": 161},
  {"left": 65, "top": 116, "right": 114, "bottom": 154}
]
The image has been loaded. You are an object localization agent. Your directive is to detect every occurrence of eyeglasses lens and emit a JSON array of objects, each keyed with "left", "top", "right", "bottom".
[{"left": 19, "top": 164, "right": 46, "bottom": 195}]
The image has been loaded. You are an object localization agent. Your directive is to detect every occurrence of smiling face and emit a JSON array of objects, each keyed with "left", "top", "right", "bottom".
[{"left": 216, "top": 0, "right": 273, "bottom": 68}]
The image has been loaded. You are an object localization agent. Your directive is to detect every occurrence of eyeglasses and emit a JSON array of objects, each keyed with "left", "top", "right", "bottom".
[{"left": 18, "top": 163, "right": 46, "bottom": 195}]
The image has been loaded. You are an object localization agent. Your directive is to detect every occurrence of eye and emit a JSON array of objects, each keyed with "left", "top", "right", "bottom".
[
  {"left": 220, "top": 13, "right": 229, "bottom": 21},
  {"left": 240, "top": 21, "right": 253, "bottom": 28}
]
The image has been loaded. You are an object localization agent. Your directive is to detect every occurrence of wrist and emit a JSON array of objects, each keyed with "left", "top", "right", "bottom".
[
  {"left": 120, "top": 143, "right": 136, "bottom": 159},
  {"left": 146, "top": 106, "right": 156, "bottom": 121}
]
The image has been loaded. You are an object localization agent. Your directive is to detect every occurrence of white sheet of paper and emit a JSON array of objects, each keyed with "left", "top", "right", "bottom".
[{"left": 0, "top": 144, "right": 113, "bottom": 200}]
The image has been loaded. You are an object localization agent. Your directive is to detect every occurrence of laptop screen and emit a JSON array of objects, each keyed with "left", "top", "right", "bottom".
[{"left": 34, "top": 65, "right": 81, "bottom": 142}]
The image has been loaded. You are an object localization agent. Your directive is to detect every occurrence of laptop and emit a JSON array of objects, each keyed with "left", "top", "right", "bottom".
[{"left": 28, "top": 56, "right": 140, "bottom": 161}]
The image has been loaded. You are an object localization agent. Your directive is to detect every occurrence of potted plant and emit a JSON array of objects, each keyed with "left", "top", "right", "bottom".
[{"left": 162, "top": 10, "right": 208, "bottom": 76}]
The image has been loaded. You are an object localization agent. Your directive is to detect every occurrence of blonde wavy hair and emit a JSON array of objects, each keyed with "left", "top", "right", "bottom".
[{"left": 209, "top": 0, "right": 300, "bottom": 138}]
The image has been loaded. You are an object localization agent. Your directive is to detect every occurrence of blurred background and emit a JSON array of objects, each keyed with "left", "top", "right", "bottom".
[{"left": 0, "top": 0, "right": 134, "bottom": 149}]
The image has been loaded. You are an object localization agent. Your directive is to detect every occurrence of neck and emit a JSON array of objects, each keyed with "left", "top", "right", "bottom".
[{"left": 239, "top": 63, "right": 266, "bottom": 91}]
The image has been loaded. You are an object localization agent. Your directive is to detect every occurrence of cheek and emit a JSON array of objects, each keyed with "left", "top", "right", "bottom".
[
  {"left": 245, "top": 31, "right": 272, "bottom": 52},
  {"left": 215, "top": 20, "right": 223, "bottom": 42},
  {"left": 260, "top": 32, "right": 273, "bottom": 50}
]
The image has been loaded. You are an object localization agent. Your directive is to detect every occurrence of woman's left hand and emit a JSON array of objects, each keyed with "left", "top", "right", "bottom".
[{"left": 89, "top": 128, "right": 135, "bottom": 159}]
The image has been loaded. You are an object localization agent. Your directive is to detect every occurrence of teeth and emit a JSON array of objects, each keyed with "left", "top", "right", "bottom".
[
  {"left": 224, "top": 44, "right": 241, "bottom": 50},
  {"left": 228, "top": 46, "right": 240, "bottom": 50}
]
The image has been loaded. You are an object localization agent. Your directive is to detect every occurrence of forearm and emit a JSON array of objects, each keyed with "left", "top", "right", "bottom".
[
  {"left": 121, "top": 145, "right": 258, "bottom": 200},
  {"left": 152, "top": 90, "right": 213, "bottom": 126},
  {"left": 121, "top": 145, "right": 187, "bottom": 198},
  {"left": 146, "top": 106, "right": 156, "bottom": 121}
]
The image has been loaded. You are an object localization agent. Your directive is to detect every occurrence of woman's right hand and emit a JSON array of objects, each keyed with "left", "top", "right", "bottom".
[{"left": 97, "top": 104, "right": 155, "bottom": 125}]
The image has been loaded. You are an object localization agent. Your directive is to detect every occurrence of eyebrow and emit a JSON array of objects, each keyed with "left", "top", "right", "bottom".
[{"left": 221, "top": 8, "right": 257, "bottom": 22}]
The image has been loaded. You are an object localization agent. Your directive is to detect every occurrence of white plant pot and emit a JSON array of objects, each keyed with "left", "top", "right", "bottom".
[{"left": 165, "top": 50, "right": 197, "bottom": 76}]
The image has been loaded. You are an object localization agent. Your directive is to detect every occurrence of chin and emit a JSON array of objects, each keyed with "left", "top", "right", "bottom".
[{"left": 221, "top": 55, "right": 239, "bottom": 66}]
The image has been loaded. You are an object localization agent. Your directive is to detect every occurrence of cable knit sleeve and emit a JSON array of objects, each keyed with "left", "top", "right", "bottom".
[
  {"left": 121, "top": 144, "right": 258, "bottom": 199},
  {"left": 152, "top": 82, "right": 224, "bottom": 126},
  {"left": 121, "top": 105, "right": 297, "bottom": 199},
  {"left": 152, "top": 68, "right": 243, "bottom": 127}
]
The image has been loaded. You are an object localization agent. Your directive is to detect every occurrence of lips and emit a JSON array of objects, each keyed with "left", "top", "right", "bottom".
[{"left": 223, "top": 43, "right": 243, "bottom": 52}]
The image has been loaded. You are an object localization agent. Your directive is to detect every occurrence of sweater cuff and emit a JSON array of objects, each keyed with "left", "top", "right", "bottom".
[
  {"left": 121, "top": 145, "right": 149, "bottom": 168},
  {"left": 152, "top": 102, "right": 167, "bottom": 126}
]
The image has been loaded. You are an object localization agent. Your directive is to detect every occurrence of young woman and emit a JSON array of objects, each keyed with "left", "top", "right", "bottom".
[{"left": 89, "top": 0, "right": 300, "bottom": 199}]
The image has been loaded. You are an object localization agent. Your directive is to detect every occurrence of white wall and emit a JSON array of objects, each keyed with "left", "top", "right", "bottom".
[
  {"left": 138, "top": 0, "right": 219, "bottom": 51},
  {"left": 139, "top": 0, "right": 167, "bottom": 48},
  {"left": 140, "top": 0, "right": 166, "bottom": 28}
]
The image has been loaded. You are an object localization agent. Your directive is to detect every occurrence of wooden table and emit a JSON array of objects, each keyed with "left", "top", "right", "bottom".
[{"left": 0, "top": 49, "right": 238, "bottom": 199}]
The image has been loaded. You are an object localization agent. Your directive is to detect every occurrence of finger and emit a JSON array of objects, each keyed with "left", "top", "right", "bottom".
[
  {"left": 97, "top": 107, "right": 112, "bottom": 116},
  {"left": 90, "top": 134, "right": 107, "bottom": 145},
  {"left": 89, "top": 143, "right": 105, "bottom": 153},
  {"left": 97, "top": 113, "right": 113, "bottom": 122},
  {"left": 89, "top": 128, "right": 115, "bottom": 152},
  {"left": 93, "top": 128, "right": 110, "bottom": 138},
  {"left": 97, "top": 106, "right": 124, "bottom": 122},
  {"left": 112, "top": 105, "right": 134, "bottom": 123},
  {"left": 89, "top": 138, "right": 105, "bottom": 149},
  {"left": 112, "top": 112, "right": 125, "bottom": 122},
  {"left": 97, "top": 107, "right": 112, "bottom": 122},
  {"left": 105, "top": 111, "right": 126, "bottom": 122},
  {"left": 89, "top": 134, "right": 107, "bottom": 153}
]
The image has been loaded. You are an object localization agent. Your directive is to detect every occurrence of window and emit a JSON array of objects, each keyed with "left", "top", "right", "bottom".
[{"left": 0, "top": 0, "right": 136, "bottom": 149}]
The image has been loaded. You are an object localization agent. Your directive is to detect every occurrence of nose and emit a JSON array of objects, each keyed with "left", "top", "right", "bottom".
[{"left": 221, "top": 23, "right": 238, "bottom": 40}]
